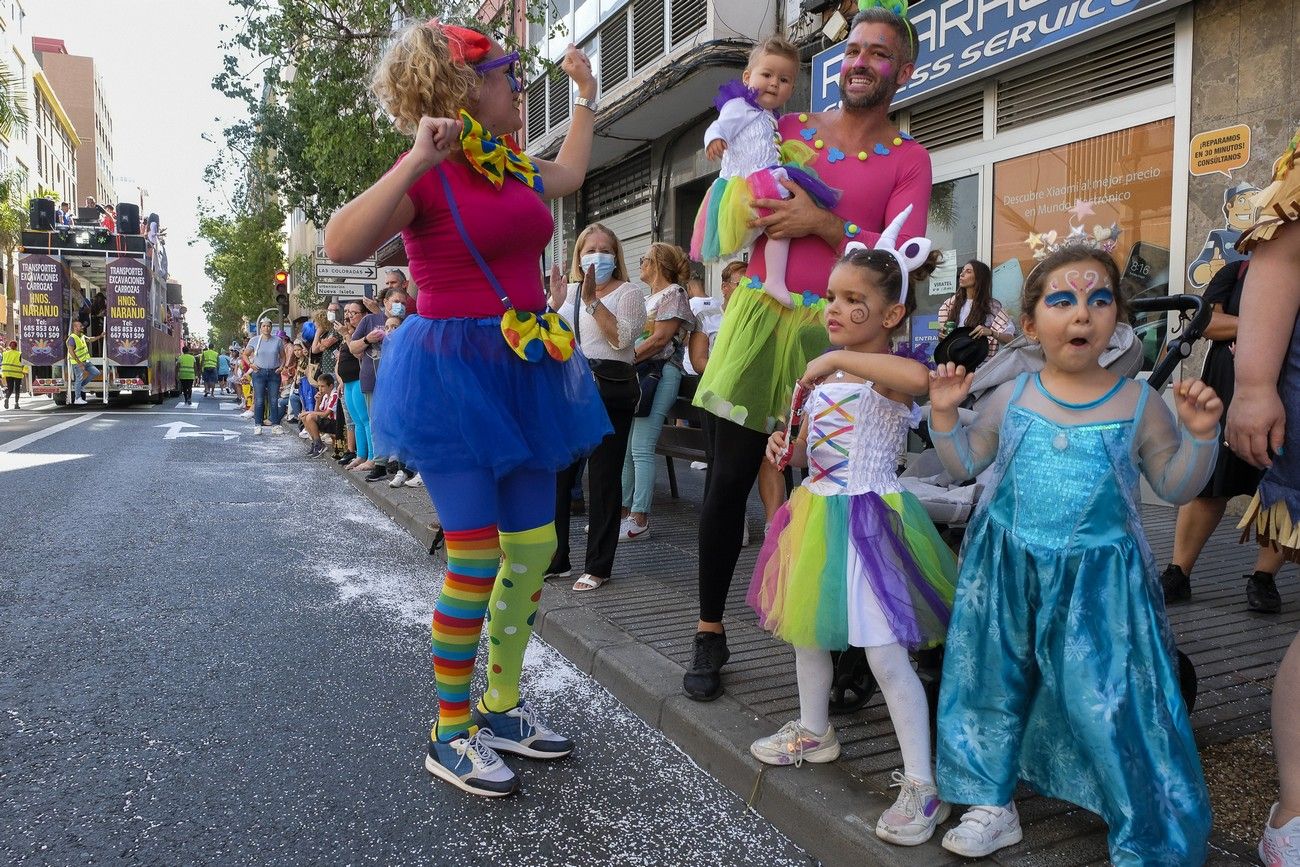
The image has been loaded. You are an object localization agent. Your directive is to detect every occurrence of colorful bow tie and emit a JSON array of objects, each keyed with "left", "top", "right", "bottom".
[
  {"left": 459, "top": 110, "right": 544, "bottom": 194},
  {"left": 501, "top": 309, "right": 573, "bottom": 363}
]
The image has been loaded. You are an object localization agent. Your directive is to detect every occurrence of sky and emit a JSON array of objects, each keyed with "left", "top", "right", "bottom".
[{"left": 30, "top": 0, "right": 243, "bottom": 335}]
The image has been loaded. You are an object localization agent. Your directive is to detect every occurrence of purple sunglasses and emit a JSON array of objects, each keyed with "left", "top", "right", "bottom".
[{"left": 474, "top": 51, "right": 522, "bottom": 94}]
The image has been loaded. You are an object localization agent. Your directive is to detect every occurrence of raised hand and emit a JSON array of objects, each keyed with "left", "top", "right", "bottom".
[
  {"left": 410, "top": 116, "right": 462, "bottom": 172},
  {"left": 560, "top": 44, "right": 596, "bottom": 98},
  {"left": 928, "top": 362, "right": 973, "bottom": 414},
  {"left": 549, "top": 261, "right": 565, "bottom": 307},
  {"left": 1173, "top": 379, "right": 1224, "bottom": 441},
  {"left": 580, "top": 263, "right": 598, "bottom": 303}
]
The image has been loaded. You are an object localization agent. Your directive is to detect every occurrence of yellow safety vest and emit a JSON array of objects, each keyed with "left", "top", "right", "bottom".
[
  {"left": 69, "top": 333, "right": 90, "bottom": 362},
  {"left": 1, "top": 348, "right": 23, "bottom": 379}
]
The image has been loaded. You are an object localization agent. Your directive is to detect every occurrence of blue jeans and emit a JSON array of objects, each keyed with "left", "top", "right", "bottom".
[
  {"left": 72, "top": 361, "right": 100, "bottom": 398},
  {"left": 251, "top": 369, "right": 282, "bottom": 425},
  {"left": 278, "top": 393, "right": 302, "bottom": 419},
  {"left": 621, "top": 363, "right": 683, "bottom": 515}
]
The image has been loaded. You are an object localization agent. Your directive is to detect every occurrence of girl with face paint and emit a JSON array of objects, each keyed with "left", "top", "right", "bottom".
[
  {"left": 928, "top": 244, "right": 1222, "bottom": 862},
  {"left": 748, "top": 228, "right": 958, "bottom": 847}
]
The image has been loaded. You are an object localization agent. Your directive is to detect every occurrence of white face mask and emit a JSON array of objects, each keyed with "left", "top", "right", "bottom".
[{"left": 389, "top": 302, "right": 406, "bottom": 318}]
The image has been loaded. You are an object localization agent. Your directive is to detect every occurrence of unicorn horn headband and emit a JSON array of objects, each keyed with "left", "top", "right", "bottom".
[{"left": 844, "top": 205, "right": 932, "bottom": 305}]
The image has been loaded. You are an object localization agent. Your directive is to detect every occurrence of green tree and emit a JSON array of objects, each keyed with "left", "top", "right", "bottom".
[
  {"left": 0, "top": 58, "right": 31, "bottom": 139},
  {"left": 211, "top": 0, "right": 554, "bottom": 225},
  {"left": 197, "top": 202, "right": 286, "bottom": 341}
]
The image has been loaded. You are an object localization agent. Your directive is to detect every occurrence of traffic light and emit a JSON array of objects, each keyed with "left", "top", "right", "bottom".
[{"left": 274, "top": 269, "right": 290, "bottom": 317}]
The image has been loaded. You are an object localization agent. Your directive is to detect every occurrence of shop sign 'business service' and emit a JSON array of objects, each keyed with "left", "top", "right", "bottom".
[{"left": 813, "top": 0, "right": 1191, "bottom": 112}]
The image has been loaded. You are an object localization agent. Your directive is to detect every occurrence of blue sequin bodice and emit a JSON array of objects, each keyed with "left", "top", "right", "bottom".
[{"left": 986, "top": 407, "right": 1135, "bottom": 550}]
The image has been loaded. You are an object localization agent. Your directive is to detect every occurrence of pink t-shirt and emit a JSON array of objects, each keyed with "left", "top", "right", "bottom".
[
  {"left": 747, "top": 113, "right": 933, "bottom": 298},
  {"left": 399, "top": 156, "right": 554, "bottom": 319}
]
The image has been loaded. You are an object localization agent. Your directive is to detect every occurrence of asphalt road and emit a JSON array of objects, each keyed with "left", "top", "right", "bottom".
[{"left": 0, "top": 394, "right": 811, "bottom": 867}]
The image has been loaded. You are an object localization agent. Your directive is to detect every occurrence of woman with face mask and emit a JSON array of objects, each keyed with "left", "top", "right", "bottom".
[{"left": 545, "top": 224, "right": 647, "bottom": 591}]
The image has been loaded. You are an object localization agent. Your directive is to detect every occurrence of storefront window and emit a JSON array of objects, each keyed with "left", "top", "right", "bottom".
[
  {"left": 991, "top": 119, "right": 1175, "bottom": 370},
  {"left": 909, "top": 174, "right": 979, "bottom": 356}
]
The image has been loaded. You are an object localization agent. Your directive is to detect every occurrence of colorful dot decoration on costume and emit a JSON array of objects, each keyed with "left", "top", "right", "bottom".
[
  {"left": 794, "top": 115, "right": 913, "bottom": 165},
  {"left": 739, "top": 275, "right": 828, "bottom": 310},
  {"left": 458, "top": 110, "right": 544, "bottom": 194},
  {"left": 482, "top": 524, "right": 556, "bottom": 713},
  {"left": 499, "top": 310, "right": 574, "bottom": 363}
]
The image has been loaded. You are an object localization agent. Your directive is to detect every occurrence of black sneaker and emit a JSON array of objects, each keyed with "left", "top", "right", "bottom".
[
  {"left": 683, "top": 631, "right": 730, "bottom": 702},
  {"left": 336, "top": 451, "right": 356, "bottom": 465},
  {"left": 365, "top": 467, "right": 387, "bottom": 483},
  {"left": 1160, "top": 564, "right": 1191, "bottom": 604},
  {"left": 1246, "top": 571, "right": 1282, "bottom": 613},
  {"left": 571, "top": 498, "right": 587, "bottom": 516}
]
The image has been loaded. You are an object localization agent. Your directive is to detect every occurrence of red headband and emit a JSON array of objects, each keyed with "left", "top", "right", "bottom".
[{"left": 426, "top": 19, "right": 492, "bottom": 64}]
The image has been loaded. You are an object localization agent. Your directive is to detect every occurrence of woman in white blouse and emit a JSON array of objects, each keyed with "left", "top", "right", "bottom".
[
  {"left": 937, "top": 259, "right": 1015, "bottom": 356},
  {"left": 546, "top": 224, "right": 647, "bottom": 591}
]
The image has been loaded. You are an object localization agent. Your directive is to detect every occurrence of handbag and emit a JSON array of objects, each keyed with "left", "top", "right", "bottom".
[
  {"left": 437, "top": 167, "right": 573, "bottom": 364},
  {"left": 571, "top": 290, "right": 638, "bottom": 391},
  {"left": 634, "top": 358, "right": 666, "bottom": 417}
]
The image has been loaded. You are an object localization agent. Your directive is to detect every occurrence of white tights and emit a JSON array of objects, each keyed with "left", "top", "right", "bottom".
[{"left": 795, "top": 643, "right": 933, "bottom": 784}]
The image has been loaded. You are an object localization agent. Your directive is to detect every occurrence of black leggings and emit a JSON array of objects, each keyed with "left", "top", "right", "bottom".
[
  {"left": 4, "top": 377, "right": 20, "bottom": 401},
  {"left": 697, "top": 416, "right": 769, "bottom": 624},
  {"left": 180, "top": 379, "right": 194, "bottom": 402}
]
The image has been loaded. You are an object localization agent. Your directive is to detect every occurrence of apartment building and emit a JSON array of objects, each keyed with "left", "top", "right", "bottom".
[{"left": 33, "top": 35, "right": 116, "bottom": 207}]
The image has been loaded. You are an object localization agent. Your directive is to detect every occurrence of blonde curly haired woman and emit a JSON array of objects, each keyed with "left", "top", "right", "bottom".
[{"left": 325, "top": 20, "right": 608, "bottom": 798}]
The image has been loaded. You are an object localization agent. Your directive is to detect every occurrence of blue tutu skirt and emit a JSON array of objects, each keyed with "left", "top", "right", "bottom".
[{"left": 371, "top": 315, "right": 612, "bottom": 478}]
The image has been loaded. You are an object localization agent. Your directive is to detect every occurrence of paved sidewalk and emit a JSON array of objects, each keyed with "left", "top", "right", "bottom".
[{"left": 335, "top": 455, "right": 1286, "bottom": 866}]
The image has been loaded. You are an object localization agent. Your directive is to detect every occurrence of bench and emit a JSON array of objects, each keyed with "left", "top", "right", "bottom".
[{"left": 652, "top": 374, "right": 707, "bottom": 498}]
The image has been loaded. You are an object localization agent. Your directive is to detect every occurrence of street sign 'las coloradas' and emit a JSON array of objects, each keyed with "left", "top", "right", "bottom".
[{"left": 812, "top": 0, "right": 1190, "bottom": 112}]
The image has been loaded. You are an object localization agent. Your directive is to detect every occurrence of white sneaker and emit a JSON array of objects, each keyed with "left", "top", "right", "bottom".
[
  {"left": 941, "top": 803, "right": 1022, "bottom": 857},
  {"left": 690, "top": 460, "right": 708, "bottom": 470},
  {"left": 74, "top": 397, "right": 88, "bottom": 405},
  {"left": 1261, "top": 803, "right": 1300, "bottom": 866},
  {"left": 389, "top": 470, "right": 408, "bottom": 488},
  {"left": 271, "top": 426, "right": 283, "bottom": 435},
  {"left": 240, "top": 410, "right": 253, "bottom": 419},
  {"left": 299, "top": 430, "right": 310, "bottom": 439},
  {"left": 876, "top": 771, "right": 950, "bottom": 846},
  {"left": 253, "top": 426, "right": 263, "bottom": 436},
  {"left": 405, "top": 473, "right": 424, "bottom": 488},
  {"left": 622, "top": 518, "right": 650, "bottom": 541},
  {"left": 749, "top": 720, "right": 840, "bottom": 766}
]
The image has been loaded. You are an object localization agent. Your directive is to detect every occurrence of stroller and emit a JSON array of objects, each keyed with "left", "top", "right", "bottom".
[{"left": 828, "top": 294, "right": 1212, "bottom": 716}]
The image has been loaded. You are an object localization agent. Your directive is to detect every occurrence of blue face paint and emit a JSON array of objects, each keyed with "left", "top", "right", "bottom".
[
  {"left": 1044, "top": 290, "right": 1076, "bottom": 308},
  {"left": 1087, "top": 288, "right": 1115, "bottom": 307}
]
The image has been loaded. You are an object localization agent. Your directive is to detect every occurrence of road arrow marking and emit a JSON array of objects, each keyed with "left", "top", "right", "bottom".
[{"left": 155, "top": 421, "right": 241, "bottom": 441}]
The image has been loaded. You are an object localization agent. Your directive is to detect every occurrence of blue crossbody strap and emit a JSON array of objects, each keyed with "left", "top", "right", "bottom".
[{"left": 436, "top": 166, "right": 514, "bottom": 311}]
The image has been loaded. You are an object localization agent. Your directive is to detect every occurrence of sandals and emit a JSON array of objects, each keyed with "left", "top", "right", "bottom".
[{"left": 572, "top": 574, "right": 608, "bottom": 592}]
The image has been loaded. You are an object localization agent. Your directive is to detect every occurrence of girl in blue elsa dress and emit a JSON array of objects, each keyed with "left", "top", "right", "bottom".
[{"left": 927, "top": 243, "right": 1224, "bottom": 865}]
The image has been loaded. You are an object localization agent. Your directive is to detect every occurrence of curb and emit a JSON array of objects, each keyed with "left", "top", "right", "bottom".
[{"left": 328, "top": 456, "right": 957, "bottom": 867}]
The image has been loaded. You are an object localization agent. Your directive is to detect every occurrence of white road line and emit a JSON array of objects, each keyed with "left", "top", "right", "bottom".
[{"left": 0, "top": 412, "right": 103, "bottom": 453}]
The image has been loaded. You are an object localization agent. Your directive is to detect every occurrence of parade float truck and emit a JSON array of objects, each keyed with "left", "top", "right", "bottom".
[{"left": 18, "top": 218, "right": 183, "bottom": 405}]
